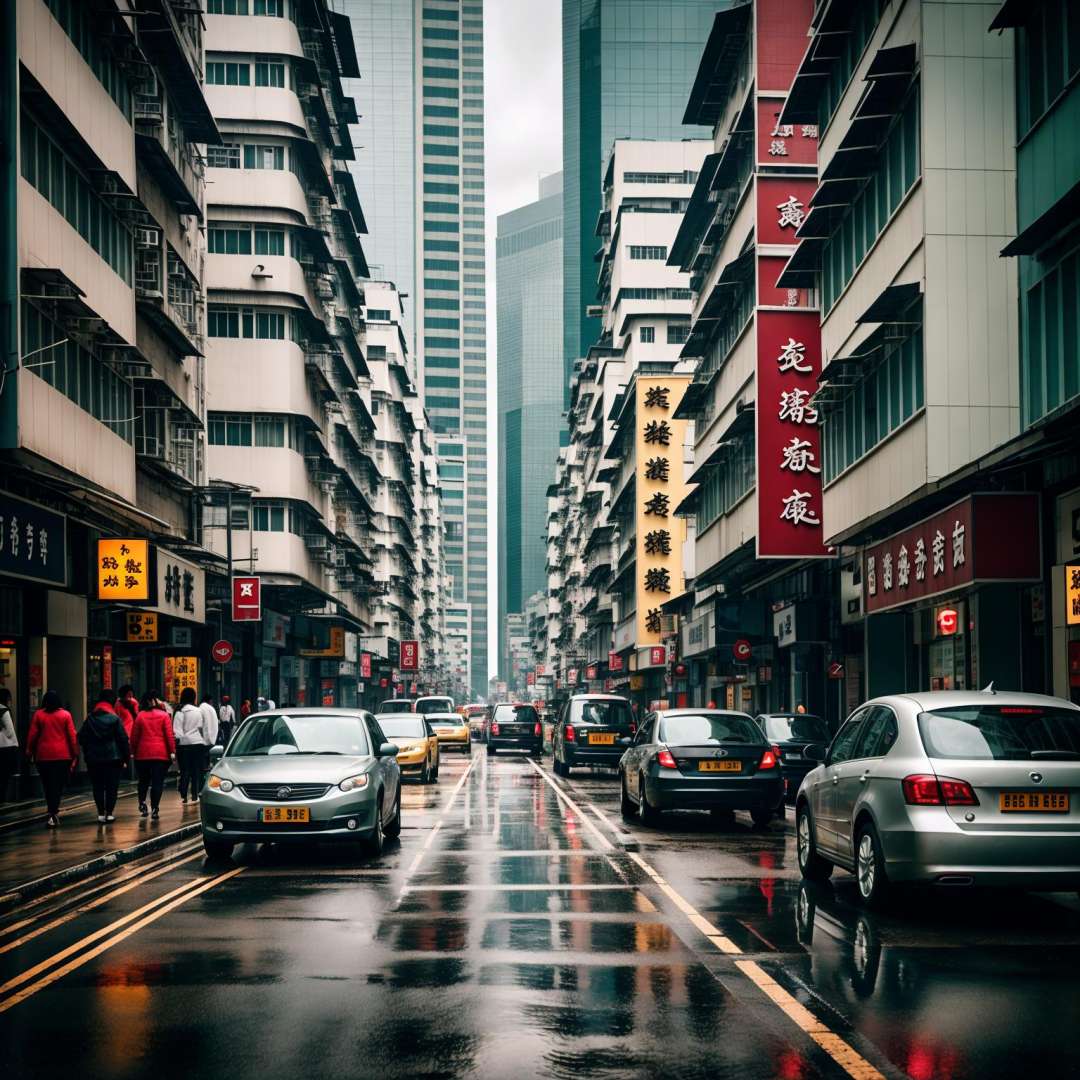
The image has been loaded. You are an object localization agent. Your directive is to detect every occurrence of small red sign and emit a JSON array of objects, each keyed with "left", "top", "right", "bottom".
[
  {"left": 232, "top": 576, "right": 261, "bottom": 621},
  {"left": 102, "top": 644, "right": 113, "bottom": 689},
  {"left": 604, "top": 678, "right": 615, "bottom": 692},
  {"left": 608, "top": 651, "right": 624, "bottom": 672},
  {"left": 535, "top": 663, "right": 546, "bottom": 677},
  {"left": 527, "top": 672, "right": 535, "bottom": 686},
  {"left": 649, "top": 646, "right": 666, "bottom": 667},
  {"left": 733, "top": 639, "right": 752, "bottom": 662},
  {"left": 379, "top": 677, "right": 388, "bottom": 688},
  {"left": 360, "top": 652, "right": 371, "bottom": 679},
  {"left": 211, "top": 640, "right": 234, "bottom": 665},
  {"left": 400, "top": 640, "right": 419, "bottom": 671},
  {"left": 586, "top": 664, "right": 598, "bottom": 680},
  {"left": 827, "top": 661, "right": 845, "bottom": 680},
  {"left": 936, "top": 608, "right": 959, "bottom": 636}
]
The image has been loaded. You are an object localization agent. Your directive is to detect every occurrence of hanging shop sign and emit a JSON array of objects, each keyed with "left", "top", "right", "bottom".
[
  {"left": 756, "top": 98, "right": 818, "bottom": 167},
  {"left": 935, "top": 607, "right": 959, "bottom": 637},
  {"left": 400, "top": 640, "right": 419, "bottom": 671},
  {"left": 97, "top": 539, "right": 152, "bottom": 602},
  {"left": 360, "top": 652, "right": 372, "bottom": 679},
  {"left": 608, "top": 651, "right": 624, "bottom": 672},
  {"left": 773, "top": 604, "right": 796, "bottom": 648},
  {"left": 154, "top": 549, "right": 205, "bottom": 623},
  {"left": 863, "top": 494, "right": 1041, "bottom": 614},
  {"left": 232, "top": 576, "right": 261, "bottom": 621},
  {"left": 535, "top": 663, "right": 545, "bottom": 677},
  {"left": 102, "top": 644, "right": 114, "bottom": 689},
  {"left": 629, "top": 674, "right": 645, "bottom": 691},
  {"left": 0, "top": 493, "right": 67, "bottom": 587},
  {"left": 1066, "top": 566, "right": 1080, "bottom": 627},
  {"left": 526, "top": 672, "right": 535, "bottom": 686},
  {"left": 586, "top": 664, "right": 598, "bottom": 680},
  {"left": 211, "top": 640, "right": 234, "bottom": 664},
  {"left": 164, "top": 656, "right": 198, "bottom": 700},
  {"left": 732, "top": 639, "right": 752, "bottom": 662},
  {"left": 299, "top": 626, "right": 346, "bottom": 658},
  {"left": 126, "top": 612, "right": 158, "bottom": 642},
  {"left": 567, "top": 667, "right": 579, "bottom": 685},
  {"left": 648, "top": 646, "right": 666, "bottom": 667},
  {"left": 634, "top": 374, "right": 691, "bottom": 647}
]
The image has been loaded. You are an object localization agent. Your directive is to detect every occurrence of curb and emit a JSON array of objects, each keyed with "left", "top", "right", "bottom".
[
  {"left": 0, "top": 788, "right": 139, "bottom": 836},
  {"left": 0, "top": 823, "right": 201, "bottom": 912}
]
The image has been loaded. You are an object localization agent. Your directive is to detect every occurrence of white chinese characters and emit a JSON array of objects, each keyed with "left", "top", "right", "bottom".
[
  {"left": 776, "top": 337, "right": 811, "bottom": 374},
  {"left": 780, "top": 490, "right": 820, "bottom": 527},
  {"left": 778, "top": 388, "right": 818, "bottom": 424},
  {"left": 776, "top": 194, "right": 805, "bottom": 229},
  {"left": 780, "top": 437, "right": 820, "bottom": 474}
]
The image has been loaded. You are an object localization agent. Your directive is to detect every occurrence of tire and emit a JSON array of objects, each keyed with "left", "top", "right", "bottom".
[
  {"left": 796, "top": 804, "right": 833, "bottom": 881},
  {"left": 203, "top": 837, "right": 234, "bottom": 861},
  {"left": 486, "top": 743, "right": 496, "bottom": 757},
  {"left": 420, "top": 759, "right": 431, "bottom": 784},
  {"left": 620, "top": 774, "right": 635, "bottom": 818},
  {"left": 433, "top": 758, "right": 440, "bottom": 781},
  {"left": 751, "top": 809, "right": 773, "bottom": 829},
  {"left": 365, "top": 795, "right": 385, "bottom": 856},
  {"left": 384, "top": 788, "right": 401, "bottom": 839},
  {"left": 637, "top": 774, "right": 660, "bottom": 826},
  {"left": 855, "top": 822, "right": 890, "bottom": 906},
  {"left": 464, "top": 743, "right": 472, "bottom": 757},
  {"left": 553, "top": 757, "right": 567, "bottom": 777}
]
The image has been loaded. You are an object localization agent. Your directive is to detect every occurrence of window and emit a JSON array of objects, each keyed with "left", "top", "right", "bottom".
[
  {"left": 817, "top": 1, "right": 889, "bottom": 133},
  {"left": 427, "top": 297, "right": 460, "bottom": 310},
  {"left": 425, "top": 278, "right": 459, "bottom": 292},
  {"left": 366, "top": 308, "right": 391, "bottom": 321},
  {"left": 629, "top": 245, "right": 668, "bottom": 260},
  {"left": 207, "top": 143, "right": 241, "bottom": 168},
  {"left": 423, "top": 27, "right": 459, "bottom": 41},
  {"left": 623, "top": 171, "right": 700, "bottom": 184},
  {"left": 254, "top": 229, "right": 285, "bottom": 256},
  {"left": 206, "top": 61, "right": 250, "bottom": 85},
  {"left": 423, "top": 67, "right": 459, "bottom": 80},
  {"left": 424, "top": 182, "right": 459, "bottom": 195},
  {"left": 244, "top": 144, "right": 284, "bottom": 170},
  {"left": 424, "top": 201, "right": 459, "bottom": 215},
  {"left": 424, "top": 85, "right": 459, "bottom": 99},
  {"left": 208, "top": 413, "right": 252, "bottom": 446},
  {"left": 252, "top": 502, "right": 286, "bottom": 532},
  {"left": 254, "top": 0, "right": 284, "bottom": 14},
  {"left": 424, "top": 124, "right": 459, "bottom": 138},
  {"left": 208, "top": 0, "right": 248, "bottom": 11},
  {"left": 255, "top": 58, "right": 286, "bottom": 87},
  {"left": 828, "top": 713, "right": 868, "bottom": 764},
  {"left": 424, "top": 105, "right": 459, "bottom": 118},
  {"left": 667, "top": 322, "right": 690, "bottom": 345},
  {"left": 639, "top": 326, "right": 655, "bottom": 343},
  {"left": 256, "top": 311, "right": 284, "bottom": 339},
  {"left": 424, "top": 163, "right": 460, "bottom": 176},
  {"left": 42, "top": 0, "right": 133, "bottom": 118},
  {"left": 208, "top": 226, "right": 253, "bottom": 255},
  {"left": 253, "top": 415, "right": 286, "bottom": 447},
  {"left": 424, "top": 46, "right": 459, "bottom": 60}
]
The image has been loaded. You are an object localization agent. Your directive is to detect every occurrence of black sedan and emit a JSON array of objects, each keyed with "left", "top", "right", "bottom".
[
  {"left": 552, "top": 694, "right": 635, "bottom": 775},
  {"left": 755, "top": 712, "right": 831, "bottom": 802},
  {"left": 619, "top": 709, "right": 785, "bottom": 827},
  {"left": 485, "top": 703, "right": 543, "bottom": 756}
]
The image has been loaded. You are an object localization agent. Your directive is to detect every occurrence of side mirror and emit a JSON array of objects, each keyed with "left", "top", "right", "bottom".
[
  {"left": 803, "top": 743, "right": 826, "bottom": 763},
  {"left": 379, "top": 742, "right": 399, "bottom": 758},
  {"left": 618, "top": 736, "right": 633, "bottom": 747},
  {"left": 209, "top": 745, "right": 224, "bottom": 764}
]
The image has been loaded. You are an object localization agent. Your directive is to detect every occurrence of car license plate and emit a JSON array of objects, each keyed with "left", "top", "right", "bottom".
[
  {"left": 700, "top": 760, "right": 741, "bottom": 772},
  {"left": 260, "top": 806, "right": 310, "bottom": 823},
  {"left": 999, "top": 792, "right": 1069, "bottom": 813},
  {"left": 589, "top": 733, "right": 615, "bottom": 745}
]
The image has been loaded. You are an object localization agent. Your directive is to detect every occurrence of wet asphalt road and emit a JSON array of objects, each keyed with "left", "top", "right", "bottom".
[{"left": 2, "top": 751, "right": 1079, "bottom": 1079}]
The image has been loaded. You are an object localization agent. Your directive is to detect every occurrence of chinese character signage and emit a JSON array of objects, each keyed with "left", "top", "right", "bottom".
[
  {"left": 97, "top": 539, "right": 151, "bottom": 601},
  {"left": 756, "top": 311, "right": 829, "bottom": 559},
  {"left": 232, "top": 576, "right": 261, "bottom": 621},
  {"left": 155, "top": 549, "right": 204, "bottom": 623},
  {"left": 163, "top": 656, "right": 198, "bottom": 702},
  {"left": 756, "top": 177, "right": 817, "bottom": 247},
  {"left": 756, "top": 99, "right": 817, "bottom": 165},
  {"left": 773, "top": 604, "right": 796, "bottom": 648},
  {"left": 0, "top": 493, "right": 67, "bottom": 587},
  {"left": 608, "top": 651, "right": 624, "bottom": 672},
  {"left": 360, "top": 652, "right": 372, "bottom": 679},
  {"left": 567, "top": 667, "right": 579, "bottom": 685},
  {"left": 526, "top": 671, "right": 535, "bottom": 686},
  {"left": 635, "top": 375, "right": 691, "bottom": 646},
  {"left": 863, "top": 494, "right": 1041, "bottom": 614},
  {"left": 126, "top": 612, "right": 158, "bottom": 642},
  {"left": 1067, "top": 566, "right": 1080, "bottom": 627},
  {"left": 299, "top": 626, "right": 346, "bottom": 658},
  {"left": 400, "top": 640, "right": 419, "bottom": 671}
]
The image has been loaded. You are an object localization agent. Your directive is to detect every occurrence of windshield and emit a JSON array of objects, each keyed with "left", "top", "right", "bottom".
[
  {"left": 416, "top": 698, "right": 454, "bottom": 715},
  {"left": 379, "top": 700, "right": 413, "bottom": 714},
  {"left": 379, "top": 717, "right": 428, "bottom": 739},
  {"left": 493, "top": 704, "right": 538, "bottom": 723},
  {"left": 228, "top": 713, "right": 371, "bottom": 757},
  {"left": 919, "top": 705, "right": 1080, "bottom": 760},
  {"left": 763, "top": 715, "right": 829, "bottom": 743},
  {"left": 660, "top": 713, "right": 763, "bottom": 746},
  {"left": 569, "top": 699, "right": 633, "bottom": 730}
]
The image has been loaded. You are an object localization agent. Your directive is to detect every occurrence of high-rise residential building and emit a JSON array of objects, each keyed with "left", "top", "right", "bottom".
[
  {"left": 496, "top": 172, "right": 563, "bottom": 680},
  {"left": 562, "top": 0, "right": 725, "bottom": 398}
]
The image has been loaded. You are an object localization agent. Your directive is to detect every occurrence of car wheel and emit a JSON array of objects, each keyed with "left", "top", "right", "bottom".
[
  {"left": 855, "top": 822, "right": 889, "bottom": 906},
  {"left": 637, "top": 774, "right": 660, "bottom": 826},
  {"left": 750, "top": 809, "right": 773, "bottom": 829},
  {"left": 620, "top": 774, "right": 635, "bottom": 818},
  {"left": 486, "top": 743, "right": 496, "bottom": 757},
  {"left": 384, "top": 789, "right": 402, "bottom": 839},
  {"left": 465, "top": 743, "right": 472, "bottom": 757},
  {"left": 796, "top": 804, "right": 833, "bottom": 881},
  {"left": 365, "top": 795, "right": 385, "bottom": 856},
  {"left": 203, "top": 837, "right": 233, "bottom": 861},
  {"left": 421, "top": 759, "right": 431, "bottom": 784},
  {"left": 433, "top": 758, "right": 440, "bottom": 781}
]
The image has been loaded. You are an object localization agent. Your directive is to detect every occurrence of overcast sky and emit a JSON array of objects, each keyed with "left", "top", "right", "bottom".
[{"left": 484, "top": 0, "right": 562, "bottom": 682}]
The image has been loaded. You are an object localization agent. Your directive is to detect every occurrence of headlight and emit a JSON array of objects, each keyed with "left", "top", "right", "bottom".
[
  {"left": 207, "top": 775, "right": 234, "bottom": 793},
  {"left": 339, "top": 774, "right": 370, "bottom": 792}
]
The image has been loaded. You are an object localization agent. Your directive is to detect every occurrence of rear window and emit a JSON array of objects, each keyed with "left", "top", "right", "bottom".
[
  {"left": 763, "top": 715, "right": 829, "bottom": 743},
  {"left": 660, "top": 713, "right": 763, "bottom": 746},
  {"left": 379, "top": 700, "right": 413, "bottom": 714},
  {"left": 416, "top": 698, "right": 454, "bottom": 715},
  {"left": 919, "top": 705, "right": 1080, "bottom": 760},
  {"left": 493, "top": 704, "right": 539, "bottom": 723},
  {"left": 378, "top": 717, "right": 428, "bottom": 738},
  {"left": 569, "top": 699, "right": 633, "bottom": 730}
]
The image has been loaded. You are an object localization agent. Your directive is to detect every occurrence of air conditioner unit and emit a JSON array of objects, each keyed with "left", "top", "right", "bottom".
[
  {"left": 660, "top": 615, "right": 678, "bottom": 635},
  {"left": 136, "top": 226, "right": 160, "bottom": 248}
]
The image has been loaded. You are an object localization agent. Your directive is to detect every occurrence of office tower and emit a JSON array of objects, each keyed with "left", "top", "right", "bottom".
[{"left": 496, "top": 172, "right": 563, "bottom": 680}]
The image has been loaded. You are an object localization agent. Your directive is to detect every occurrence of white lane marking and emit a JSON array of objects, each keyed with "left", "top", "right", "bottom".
[
  {"left": 525, "top": 758, "right": 613, "bottom": 852},
  {"left": 401, "top": 883, "right": 636, "bottom": 893}
]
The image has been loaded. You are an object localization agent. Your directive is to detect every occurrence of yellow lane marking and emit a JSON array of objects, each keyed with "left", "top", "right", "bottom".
[
  {"left": 525, "top": 758, "right": 614, "bottom": 852},
  {"left": 0, "top": 851, "right": 204, "bottom": 955},
  {"left": 0, "top": 868, "right": 244, "bottom": 1013}
]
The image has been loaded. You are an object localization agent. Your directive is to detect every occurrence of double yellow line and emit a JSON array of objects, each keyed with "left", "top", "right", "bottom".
[{"left": 0, "top": 862, "right": 244, "bottom": 1013}]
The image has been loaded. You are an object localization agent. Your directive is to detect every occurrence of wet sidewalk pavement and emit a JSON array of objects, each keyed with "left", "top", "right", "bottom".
[{"left": 0, "top": 782, "right": 200, "bottom": 897}]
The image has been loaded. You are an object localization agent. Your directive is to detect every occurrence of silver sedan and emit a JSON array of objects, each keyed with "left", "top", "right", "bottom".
[
  {"left": 200, "top": 708, "right": 402, "bottom": 860},
  {"left": 795, "top": 690, "right": 1080, "bottom": 904}
]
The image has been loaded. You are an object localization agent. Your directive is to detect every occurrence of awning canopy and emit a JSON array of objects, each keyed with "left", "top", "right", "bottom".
[
  {"left": 669, "top": 152, "right": 722, "bottom": 268},
  {"left": 686, "top": 403, "right": 755, "bottom": 483},
  {"left": 1001, "top": 178, "right": 1080, "bottom": 256},
  {"left": 989, "top": 0, "right": 1030, "bottom": 29},
  {"left": 682, "top": 3, "right": 753, "bottom": 127},
  {"left": 776, "top": 236, "right": 826, "bottom": 288},
  {"left": 856, "top": 281, "right": 922, "bottom": 324},
  {"left": 778, "top": 0, "right": 863, "bottom": 126},
  {"left": 330, "top": 12, "right": 362, "bottom": 78}
]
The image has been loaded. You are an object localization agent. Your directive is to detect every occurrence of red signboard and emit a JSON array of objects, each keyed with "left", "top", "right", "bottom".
[
  {"left": 733, "top": 639, "right": 752, "bottom": 662},
  {"left": 400, "top": 639, "right": 419, "bottom": 671},
  {"left": 827, "top": 661, "right": 845, "bottom": 680},
  {"left": 360, "top": 652, "right": 371, "bottom": 679},
  {"left": 232, "top": 576, "right": 261, "bottom": 621},
  {"left": 757, "top": 255, "right": 808, "bottom": 309},
  {"left": 936, "top": 608, "right": 959, "bottom": 636},
  {"left": 102, "top": 644, "right": 113, "bottom": 689},
  {"left": 863, "top": 494, "right": 1041, "bottom": 614},
  {"left": 649, "top": 646, "right": 666, "bottom": 667},
  {"left": 211, "top": 640, "right": 234, "bottom": 665},
  {"left": 756, "top": 177, "right": 817, "bottom": 248},
  {"left": 756, "top": 98, "right": 818, "bottom": 166},
  {"left": 608, "top": 651, "right": 624, "bottom": 672},
  {"left": 756, "top": 310, "right": 829, "bottom": 558},
  {"left": 526, "top": 671, "right": 535, "bottom": 686},
  {"left": 586, "top": 664, "right": 598, "bottom": 680},
  {"left": 535, "top": 663, "right": 545, "bottom": 677},
  {"left": 756, "top": 0, "right": 815, "bottom": 92}
]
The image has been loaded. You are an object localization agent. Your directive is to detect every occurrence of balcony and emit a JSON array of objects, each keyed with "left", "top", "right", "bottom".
[
  {"left": 135, "top": 240, "right": 204, "bottom": 357},
  {"left": 134, "top": 90, "right": 206, "bottom": 218}
]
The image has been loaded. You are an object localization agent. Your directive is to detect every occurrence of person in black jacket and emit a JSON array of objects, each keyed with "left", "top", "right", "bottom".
[{"left": 79, "top": 689, "right": 131, "bottom": 824}]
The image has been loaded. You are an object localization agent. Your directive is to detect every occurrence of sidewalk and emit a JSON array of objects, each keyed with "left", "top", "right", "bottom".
[{"left": 0, "top": 785, "right": 202, "bottom": 899}]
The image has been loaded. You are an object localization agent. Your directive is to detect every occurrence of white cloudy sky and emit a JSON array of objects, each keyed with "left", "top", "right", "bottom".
[{"left": 484, "top": 0, "right": 562, "bottom": 680}]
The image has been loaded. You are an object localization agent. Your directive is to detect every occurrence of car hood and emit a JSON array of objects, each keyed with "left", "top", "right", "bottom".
[{"left": 216, "top": 754, "right": 373, "bottom": 784}]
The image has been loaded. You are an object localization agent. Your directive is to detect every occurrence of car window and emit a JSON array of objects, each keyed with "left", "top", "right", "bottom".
[
  {"left": 366, "top": 716, "right": 388, "bottom": 748},
  {"left": 378, "top": 716, "right": 428, "bottom": 739},
  {"left": 762, "top": 715, "right": 830, "bottom": 743},
  {"left": 493, "top": 704, "right": 539, "bottom": 723},
  {"left": 228, "top": 713, "right": 371, "bottom": 757},
  {"left": 379, "top": 700, "right": 413, "bottom": 714},
  {"left": 918, "top": 704, "right": 1080, "bottom": 759},
  {"left": 416, "top": 698, "right": 455, "bottom": 715},
  {"left": 856, "top": 706, "right": 899, "bottom": 758},
  {"left": 827, "top": 713, "right": 866, "bottom": 765},
  {"left": 635, "top": 715, "right": 655, "bottom": 745},
  {"left": 569, "top": 698, "right": 633, "bottom": 730},
  {"left": 659, "top": 713, "right": 763, "bottom": 746}
]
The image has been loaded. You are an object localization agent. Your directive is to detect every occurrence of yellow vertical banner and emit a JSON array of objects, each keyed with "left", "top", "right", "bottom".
[{"left": 634, "top": 374, "right": 691, "bottom": 647}]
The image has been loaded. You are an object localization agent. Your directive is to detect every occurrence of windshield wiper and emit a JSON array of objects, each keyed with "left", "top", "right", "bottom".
[{"left": 1029, "top": 750, "right": 1080, "bottom": 760}]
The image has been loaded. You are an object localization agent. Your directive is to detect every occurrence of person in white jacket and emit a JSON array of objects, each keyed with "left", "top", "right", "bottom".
[
  {"left": 0, "top": 688, "right": 18, "bottom": 803},
  {"left": 199, "top": 693, "right": 219, "bottom": 749},
  {"left": 173, "top": 688, "right": 207, "bottom": 802}
]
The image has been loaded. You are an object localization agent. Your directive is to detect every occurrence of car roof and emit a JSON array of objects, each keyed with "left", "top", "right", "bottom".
[
  {"left": 658, "top": 708, "right": 754, "bottom": 718},
  {"left": 890, "top": 689, "right": 1080, "bottom": 712},
  {"left": 569, "top": 694, "right": 629, "bottom": 701},
  {"left": 250, "top": 708, "right": 373, "bottom": 717},
  {"left": 759, "top": 712, "right": 823, "bottom": 719}
]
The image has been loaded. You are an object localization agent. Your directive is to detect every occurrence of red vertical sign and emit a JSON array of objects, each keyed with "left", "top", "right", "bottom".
[
  {"left": 232, "top": 576, "right": 261, "bottom": 621},
  {"left": 400, "top": 640, "right": 419, "bottom": 671},
  {"left": 360, "top": 652, "right": 371, "bottom": 679}
]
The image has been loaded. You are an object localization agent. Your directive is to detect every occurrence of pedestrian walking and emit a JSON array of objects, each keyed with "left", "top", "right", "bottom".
[
  {"left": 173, "top": 687, "right": 207, "bottom": 802},
  {"left": 199, "top": 692, "right": 219, "bottom": 748},
  {"left": 115, "top": 685, "right": 137, "bottom": 740},
  {"left": 79, "top": 689, "right": 131, "bottom": 823},
  {"left": 218, "top": 694, "right": 236, "bottom": 748},
  {"left": 240, "top": 698, "right": 252, "bottom": 720},
  {"left": 131, "top": 690, "right": 176, "bottom": 819},
  {"left": 0, "top": 688, "right": 19, "bottom": 803},
  {"left": 26, "top": 690, "right": 78, "bottom": 827}
]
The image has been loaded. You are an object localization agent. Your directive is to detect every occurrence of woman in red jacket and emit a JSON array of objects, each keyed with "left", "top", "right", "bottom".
[
  {"left": 26, "top": 690, "right": 78, "bottom": 827},
  {"left": 130, "top": 690, "right": 176, "bottom": 819}
]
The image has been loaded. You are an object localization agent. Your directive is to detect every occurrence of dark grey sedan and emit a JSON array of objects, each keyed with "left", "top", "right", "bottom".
[{"left": 619, "top": 709, "right": 785, "bottom": 827}]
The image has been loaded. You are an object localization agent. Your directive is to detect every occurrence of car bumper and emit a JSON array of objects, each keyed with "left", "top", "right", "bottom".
[
  {"left": 396, "top": 756, "right": 428, "bottom": 777},
  {"left": 645, "top": 772, "right": 784, "bottom": 811},
  {"left": 564, "top": 747, "right": 623, "bottom": 768},
  {"left": 435, "top": 731, "right": 470, "bottom": 750},
  {"left": 490, "top": 736, "right": 542, "bottom": 752},
  {"left": 200, "top": 788, "right": 378, "bottom": 843}
]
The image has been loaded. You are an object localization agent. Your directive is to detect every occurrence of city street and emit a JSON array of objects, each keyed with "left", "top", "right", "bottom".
[{"left": 2, "top": 752, "right": 1078, "bottom": 1079}]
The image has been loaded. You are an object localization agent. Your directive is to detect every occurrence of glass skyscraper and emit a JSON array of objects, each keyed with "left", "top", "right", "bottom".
[
  {"left": 562, "top": 0, "right": 724, "bottom": 395},
  {"left": 497, "top": 173, "right": 563, "bottom": 677}
]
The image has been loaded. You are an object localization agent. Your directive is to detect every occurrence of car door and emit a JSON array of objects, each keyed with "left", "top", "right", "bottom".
[
  {"left": 627, "top": 714, "right": 655, "bottom": 797},
  {"left": 365, "top": 714, "right": 397, "bottom": 821},
  {"left": 831, "top": 707, "right": 895, "bottom": 860},
  {"left": 816, "top": 711, "right": 868, "bottom": 856}
]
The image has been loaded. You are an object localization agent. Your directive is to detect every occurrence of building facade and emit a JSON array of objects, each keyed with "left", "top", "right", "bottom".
[{"left": 496, "top": 172, "right": 563, "bottom": 680}]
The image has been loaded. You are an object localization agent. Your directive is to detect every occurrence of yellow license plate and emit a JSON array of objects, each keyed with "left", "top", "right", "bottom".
[
  {"left": 261, "top": 806, "right": 310, "bottom": 823},
  {"left": 999, "top": 792, "right": 1069, "bottom": 813},
  {"left": 589, "top": 733, "right": 616, "bottom": 745},
  {"left": 699, "top": 760, "right": 742, "bottom": 772}
]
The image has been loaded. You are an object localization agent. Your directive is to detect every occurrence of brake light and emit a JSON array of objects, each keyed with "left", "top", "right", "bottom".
[
  {"left": 902, "top": 774, "right": 979, "bottom": 806},
  {"left": 656, "top": 748, "right": 677, "bottom": 769},
  {"left": 564, "top": 725, "right": 575, "bottom": 742},
  {"left": 491, "top": 722, "right": 500, "bottom": 736},
  {"left": 534, "top": 722, "right": 542, "bottom": 736},
  {"left": 759, "top": 748, "right": 779, "bottom": 770},
  {"left": 1000, "top": 707, "right": 1042, "bottom": 715}
]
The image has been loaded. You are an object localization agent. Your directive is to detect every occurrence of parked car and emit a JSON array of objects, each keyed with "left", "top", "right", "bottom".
[
  {"left": 379, "top": 699, "right": 414, "bottom": 715},
  {"left": 485, "top": 703, "right": 543, "bottom": 757},
  {"left": 552, "top": 694, "right": 634, "bottom": 775},
  {"left": 619, "top": 708, "right": 784, "bottom": 826},
  {"left": 201, "top": 708, "right": 401, "bottom": 859},
  {"left": 756, "top": 712, "right": 832, "bottom": 802},
  {"left": 377, "top": 713, "right": 440, "bottom": 783},
  {"left": 795, "top": 690, "right": 1080, "bottom": 905}
]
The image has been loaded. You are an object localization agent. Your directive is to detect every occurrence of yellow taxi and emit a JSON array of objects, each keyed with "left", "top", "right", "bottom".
[
  {"left": 376, "top": 713, "right": 440, "bottom": 782},
  {"left": 416, "top": 695, "right": 471, "bottom": 755}
]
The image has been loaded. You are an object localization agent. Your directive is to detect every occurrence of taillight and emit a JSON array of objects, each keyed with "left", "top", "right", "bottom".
[
  {"left": 491, "top": 721, "right": 500, "bottom": 736},
  {"left": 902, "top": 774, "right": 979, "bottom": 806},
  {"left": 629, "top": 722, "right": 637, "bottom": 735},
  {"left": 534, "top": 722, "right": 542, "bottom": 736},
  {"left": 656, "top": 748, "right": 677, "bottom": 769},
  {"left": 759, "top": 748, "right": 779, "bottom": 770},
  {"left": 565, "top": 725, "right": 575, "bottom": 742}
]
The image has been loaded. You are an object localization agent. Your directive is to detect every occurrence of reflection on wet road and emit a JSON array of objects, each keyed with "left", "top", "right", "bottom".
[{"left": 2, "top": 753, "right": 1079, "bottom": 1079}]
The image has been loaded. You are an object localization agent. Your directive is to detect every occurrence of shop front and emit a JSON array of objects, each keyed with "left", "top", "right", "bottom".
[{"left": 1051, "top": 485, "right": 1080, "bottom": 704}]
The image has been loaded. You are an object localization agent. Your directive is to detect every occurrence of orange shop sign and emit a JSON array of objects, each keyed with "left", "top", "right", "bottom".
[{"left": 97, "top": 539, "right": 151, "bottom": 601}]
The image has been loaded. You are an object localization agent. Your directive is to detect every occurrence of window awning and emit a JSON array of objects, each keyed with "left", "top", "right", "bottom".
[
  {"left": 776, "top": 236, "right": 826, "bottom": 288},
  {"left": 856, "top": 281, "right": 922, "bottom": 324},
  {"left": 682, "top": 3, "right": 753, "bottom": 127},
  {"left": 673, "top": 378, "right": 709, "bottom": 419},
  {"left": 687, "top": 403, "right": 754, "bottom": 483},
  {"left": 809, "top": 177, "right": 864, "bottom": 208},
  {"left": 852, "top": 44, "right": 917, "bottom": 121},
  {"left": 1001, "top": 178, "right": 1080, "bottom": 256},
  {"left": 820, "top": 144, "right": 877, "bottom": 182},
  {"left": 779, "top": 0, "right": 862, "bottom": 125},
  {"left": 796, "top": 201, "right": 848, "bottom": 239},
  {"left": 669, "top": 152, "right": 722, "bottom": 268},
  {"left": 989, "top": 0, "right": 1030, "bottom": 29}
]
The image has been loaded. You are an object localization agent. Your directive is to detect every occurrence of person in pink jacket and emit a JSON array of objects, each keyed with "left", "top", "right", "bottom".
[
  {"left": 130, "top": 690, "right": 176, "bottom": 819},
  {"left": 26, "top": 690, "right": 78, "bottom": 827}
]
